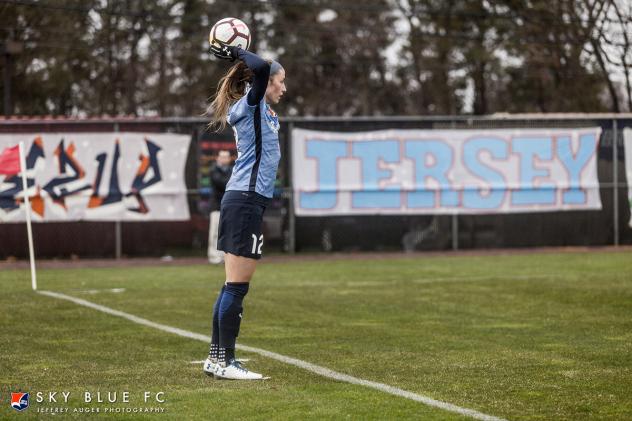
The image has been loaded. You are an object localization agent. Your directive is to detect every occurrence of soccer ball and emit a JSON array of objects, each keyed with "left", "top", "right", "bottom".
[{"left": 209, "top": 17, "right": 251, "bottom": 50}]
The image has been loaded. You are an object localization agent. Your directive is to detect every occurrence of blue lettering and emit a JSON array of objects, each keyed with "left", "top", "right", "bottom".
[
  {"left": 511, "top": 137, "right": 555, "bottom": 205},
  {"left": 351, "top": 140, "right": 401, "bottom": 208},
  {"left": 299, "top": 140, "right": 347, "bottom": 209},
  {"left": 557, "top": 134, "right": 597, "bottom": 204},
  {"left": 462, "top": 138, "right": 508, "bottom": 209},
  {"left": 405, "top": 140, "right": 457, "bottom": 208}
]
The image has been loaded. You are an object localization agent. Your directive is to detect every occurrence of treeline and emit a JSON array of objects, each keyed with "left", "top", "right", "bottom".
[{"left": 1, "top": 0, "right": 631, "bottom": 117}]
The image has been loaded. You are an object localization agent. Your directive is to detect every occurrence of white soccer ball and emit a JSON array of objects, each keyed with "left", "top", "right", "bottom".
[{"left": 209, "top": 17, "right": 251, "bottom": 50}]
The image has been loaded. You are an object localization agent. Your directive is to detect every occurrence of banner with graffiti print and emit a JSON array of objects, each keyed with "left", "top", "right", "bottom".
[{"left": 0, "top": 133, "right": 191, "bottom": 222}]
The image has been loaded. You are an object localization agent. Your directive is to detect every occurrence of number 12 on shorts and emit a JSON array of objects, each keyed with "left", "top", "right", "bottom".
[{"left": 251, "top": 234, "right": 264, "bottom": 255}]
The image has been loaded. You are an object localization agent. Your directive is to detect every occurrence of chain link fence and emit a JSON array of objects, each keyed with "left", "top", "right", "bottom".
[{"left": 0, "top": 114, "right": 630, "bottom": 258}]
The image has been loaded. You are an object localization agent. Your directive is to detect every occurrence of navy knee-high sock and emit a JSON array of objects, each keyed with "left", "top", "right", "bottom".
[
  {"left": 209, "top": 285, "right": 225, "bottom": 359},
  {"left": 218, "top": 282, "right": 250, "bottom": 363}
]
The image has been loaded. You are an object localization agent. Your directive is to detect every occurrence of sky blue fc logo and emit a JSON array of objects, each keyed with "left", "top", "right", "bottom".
[{"left": 11, "top": 392, "right": 29, "bottom": 412}]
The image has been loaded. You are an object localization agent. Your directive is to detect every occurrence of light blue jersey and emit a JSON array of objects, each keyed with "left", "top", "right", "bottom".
[{"left": 226, "top": 91, "right": 281, "bottom": 198}]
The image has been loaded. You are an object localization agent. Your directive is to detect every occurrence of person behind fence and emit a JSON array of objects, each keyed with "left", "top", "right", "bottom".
[
  {"left": 202, "top": 42, "right": 285, "bottom": 380},
  {"left": 207, "top": 150, "right": 233, "bottom": 264}
]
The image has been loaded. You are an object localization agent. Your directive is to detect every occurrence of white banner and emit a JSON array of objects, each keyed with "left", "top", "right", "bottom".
[
  {"left": 624, "top": 128, "right": 632, "bottom": 228},
  {"left": 292, "top": 128, "right": 602, "bottom": 216},
  {"left": 0, "top": 133, "right": 191, "bottom": 221}
]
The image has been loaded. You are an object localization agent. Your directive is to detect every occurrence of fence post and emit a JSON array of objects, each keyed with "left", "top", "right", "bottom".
[
  {"left": 114, "top": 121, "right": 122, "bottom": 259},
  {"left": 613, "top": 119, "right": 619, "bottom": 247},
  {"left": 286, "top": 121, "right": 296, "bottom": 253}
]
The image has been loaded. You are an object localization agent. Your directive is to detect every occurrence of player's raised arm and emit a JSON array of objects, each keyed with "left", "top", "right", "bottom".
[
  {"left": 237, "top": 48, "right": 270, "bottom": 106},
  {"left": 211, "top": 45, "right": 270, "bottom": 106}
]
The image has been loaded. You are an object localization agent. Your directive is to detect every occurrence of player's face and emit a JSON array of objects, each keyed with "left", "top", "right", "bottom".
[{"left": 266, "top": 69, "right": 286, "bottom": 105}]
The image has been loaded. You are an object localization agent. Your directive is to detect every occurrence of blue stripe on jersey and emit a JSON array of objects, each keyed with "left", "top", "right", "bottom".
[
  {"left": 249, "top": 104, "right": 263, "bottom": 191},
  {"left": 226, "top": 92, "right": 281, "bottom": 198}
]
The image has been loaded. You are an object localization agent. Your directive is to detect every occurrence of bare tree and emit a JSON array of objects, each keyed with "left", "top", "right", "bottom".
[
  {"left": 571, "top": 0, "right": 620, "bottom": 112},
  {"left": 608, "top": 0, "right": 632, "bottom": 110}
]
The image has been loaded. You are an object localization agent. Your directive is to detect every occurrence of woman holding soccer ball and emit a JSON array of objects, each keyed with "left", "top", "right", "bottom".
[{"left": 203, "top": 18, "right": 286, "bottom": 380}]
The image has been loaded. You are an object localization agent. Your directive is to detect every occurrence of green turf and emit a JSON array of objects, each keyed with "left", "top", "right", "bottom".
[{"left": 1, "top": 251, "right": 631, "bottom": 420}]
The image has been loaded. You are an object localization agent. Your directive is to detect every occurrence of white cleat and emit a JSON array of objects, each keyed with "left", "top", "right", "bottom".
[
  {"left": 214, "top": 360, "right": 266, "bottom": 380},
  {"left": 203, "top": 357, "right": 218, "bottom": 377}
]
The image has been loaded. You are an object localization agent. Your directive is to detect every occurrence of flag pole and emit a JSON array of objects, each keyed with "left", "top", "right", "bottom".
[{"left": 18, "top": 141, "right": 37, "bottom": 291}]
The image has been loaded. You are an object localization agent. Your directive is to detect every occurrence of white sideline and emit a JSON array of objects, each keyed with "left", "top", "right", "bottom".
[{"left": 37, "top": 290, "right": 507, "bottom": 421}]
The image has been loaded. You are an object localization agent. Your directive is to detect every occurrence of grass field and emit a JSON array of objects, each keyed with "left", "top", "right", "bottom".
[{"left": 1, "top": 250, "right": 631, "bottom": 420}]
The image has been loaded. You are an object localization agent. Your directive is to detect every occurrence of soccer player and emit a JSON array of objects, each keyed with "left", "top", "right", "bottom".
[{"left": 202, "top": 42, "right": 286, "bottom": 380}]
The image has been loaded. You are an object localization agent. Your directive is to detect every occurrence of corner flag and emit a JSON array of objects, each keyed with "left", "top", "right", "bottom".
[
  {"left": 1, "top": 142, "right": 37, "bottom": 290},
  {"left": 0, "top": 145, "right": 20, "bottom": 175}
]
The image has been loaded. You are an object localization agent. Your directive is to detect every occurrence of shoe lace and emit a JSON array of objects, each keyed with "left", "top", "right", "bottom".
[{"left": 231, "top": 360, "right": 248, "bottom": 373}]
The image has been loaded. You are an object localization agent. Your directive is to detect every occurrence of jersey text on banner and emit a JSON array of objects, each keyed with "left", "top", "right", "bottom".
[{"left": 292, "top": 128, "right": 602, "bottom": 216}]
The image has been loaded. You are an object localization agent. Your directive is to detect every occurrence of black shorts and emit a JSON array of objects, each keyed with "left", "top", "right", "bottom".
[{"left": 217, "top": 190, "right": 270, "bottom": 260}]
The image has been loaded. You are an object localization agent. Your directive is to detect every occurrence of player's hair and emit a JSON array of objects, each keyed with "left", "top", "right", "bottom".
[
  {"left": 207, "top": 59, "right": 283, "bottom": 132},
  {"left": 207, "top": 61, "right": 253, "bottom": 131}
]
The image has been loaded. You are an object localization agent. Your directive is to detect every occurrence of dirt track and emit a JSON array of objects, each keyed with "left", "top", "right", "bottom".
[{"left": 1, "top": 246, "right": 630, "bottom": 270}]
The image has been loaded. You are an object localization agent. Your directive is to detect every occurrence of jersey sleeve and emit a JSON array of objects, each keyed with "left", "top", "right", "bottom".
[{"left": 232, "top": 48, "right": 270, "bottom": 106}]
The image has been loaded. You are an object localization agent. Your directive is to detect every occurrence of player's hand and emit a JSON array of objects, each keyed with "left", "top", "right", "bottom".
[{"left": 210, "top": 42, "right": 237, "bottom": 61}]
